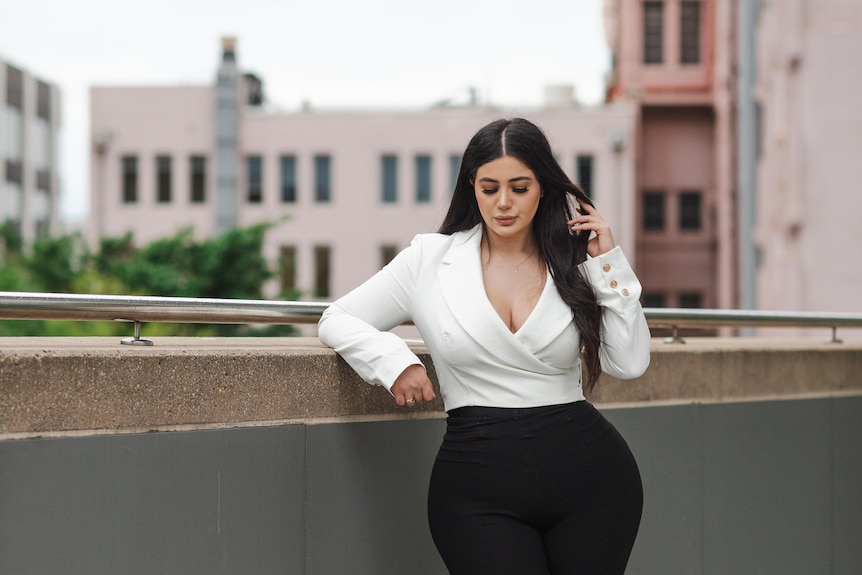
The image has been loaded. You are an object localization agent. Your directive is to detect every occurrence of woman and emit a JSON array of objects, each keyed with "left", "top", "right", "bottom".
[{"left": 318, "top": 118, "right": 650, "bottom": 574}]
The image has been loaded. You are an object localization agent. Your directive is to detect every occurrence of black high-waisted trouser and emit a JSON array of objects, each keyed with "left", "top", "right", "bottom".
[{"left": 427, "top": 400, "right": 642, "bottom": 575}]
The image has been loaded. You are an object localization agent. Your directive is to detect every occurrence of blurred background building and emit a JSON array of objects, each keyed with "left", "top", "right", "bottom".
[
  {"left": 604, "top": 0, "right": 737, "bottom": 312},
  {"left": 84, "top": 0, "right": 862, "bottom": 324},
  {"left": 603, "top": 0, "right": 861, "bottom": 334},
  {"left": 89, "top": 37, "right": 637, "bottom": 302},
  {"left": 1, "top": 55, "right": 62, "bottom": 250},
  {"left": 751, "top": 0, "right": 862, "bottom": 333}
]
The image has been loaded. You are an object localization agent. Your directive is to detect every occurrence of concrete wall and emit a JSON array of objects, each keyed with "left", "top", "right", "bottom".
[{"left": 1, "top": 337, "right": 861, "bottom": 574}]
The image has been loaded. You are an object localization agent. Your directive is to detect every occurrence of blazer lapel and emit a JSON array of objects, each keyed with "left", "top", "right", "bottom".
[{"left": 437, "top": 226, "right": 568, "bottom": 375}]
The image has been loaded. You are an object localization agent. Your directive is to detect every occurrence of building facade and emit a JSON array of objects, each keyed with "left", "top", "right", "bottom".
[
  {"left": 0, "top": 55, "right": 62, "bottom": 249},
  {"left": 752, "top": 0, "right": 862, "bottom": 332},
  {"left": 603, "top": 0, "right": 738, "bottom": 311},
  {"left": 90, "top": 39, "right": 638, "bottom": 303}
]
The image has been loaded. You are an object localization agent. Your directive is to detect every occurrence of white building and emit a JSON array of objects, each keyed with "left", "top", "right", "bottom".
[{"left": 0, "top": 54, "right": 61, "bottom": 249}]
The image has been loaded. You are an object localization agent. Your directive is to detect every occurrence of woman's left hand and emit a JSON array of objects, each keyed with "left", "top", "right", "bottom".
[{"left": 568, "top": 202, "right": 616, "bottom": 257}]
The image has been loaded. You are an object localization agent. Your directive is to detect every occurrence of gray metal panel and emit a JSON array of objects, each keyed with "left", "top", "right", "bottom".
[
  {"left": 0, "top": 426, "right": 306, "bottom": 575},
  {"left": 606, "top": 405, "right": 704, "bottom": 574},
  {"left": 832, "top": 395, "right": 862, "bottom": 575},
  {"left": 701, "top": 399, "right": 832, "bottom": 575},
  {"left": 305, "top": 418, "right": 448, "bottom": 575}
]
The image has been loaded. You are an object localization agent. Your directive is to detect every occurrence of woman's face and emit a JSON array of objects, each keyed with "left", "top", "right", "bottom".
[{"left": 473, "top": 155, "right": 542, "bottom": 242}]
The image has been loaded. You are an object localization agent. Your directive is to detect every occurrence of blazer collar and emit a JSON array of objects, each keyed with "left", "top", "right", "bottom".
[{"left": 438, "top": 225, "right": 573, "bottom": 374}]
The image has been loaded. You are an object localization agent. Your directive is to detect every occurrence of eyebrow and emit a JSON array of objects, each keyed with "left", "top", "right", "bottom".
[{"left": 478, "top": 176, "right": 533, "bottom": 184}]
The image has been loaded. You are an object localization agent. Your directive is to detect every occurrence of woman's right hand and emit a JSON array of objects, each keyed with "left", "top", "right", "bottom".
[{"left": 391, "top": 364, "right": 436, "bottom": 407}]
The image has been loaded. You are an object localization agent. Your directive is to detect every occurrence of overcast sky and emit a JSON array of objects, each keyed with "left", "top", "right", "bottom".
[{"left": 1, "top": 0, "right": 611, "bottom": 221}]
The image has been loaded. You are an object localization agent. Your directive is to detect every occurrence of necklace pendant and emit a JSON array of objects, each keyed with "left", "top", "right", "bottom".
[{"left": 513, "top": 266, "right": 519, "bottom": 273}]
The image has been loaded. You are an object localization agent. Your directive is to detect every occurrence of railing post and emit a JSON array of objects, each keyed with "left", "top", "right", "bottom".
[{"left": 120, "top": 320, "right": 153, "bottom": 346}]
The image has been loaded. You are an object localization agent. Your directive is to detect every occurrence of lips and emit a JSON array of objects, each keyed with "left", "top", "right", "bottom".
[{"left": 495, "top": 216, "right": 517, "bottom": 226}]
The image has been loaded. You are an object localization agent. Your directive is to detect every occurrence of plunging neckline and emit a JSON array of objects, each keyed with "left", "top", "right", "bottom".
[{"left": 480, "top": 259, "right": 552, "bottom": 336}]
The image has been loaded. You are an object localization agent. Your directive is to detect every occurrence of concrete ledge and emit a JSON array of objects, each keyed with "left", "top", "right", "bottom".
[{"left": 1, "top": 336, "right": 861, "bottom": 436}]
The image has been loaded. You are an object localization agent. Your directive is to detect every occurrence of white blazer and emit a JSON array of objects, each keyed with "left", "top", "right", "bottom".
[{"left": 318, "top": 225, "right": 650, "bottom": 411}]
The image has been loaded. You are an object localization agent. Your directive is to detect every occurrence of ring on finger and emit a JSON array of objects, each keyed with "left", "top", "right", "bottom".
[{"left": 405, "top": 398, "right": 416, "bottom": 405}]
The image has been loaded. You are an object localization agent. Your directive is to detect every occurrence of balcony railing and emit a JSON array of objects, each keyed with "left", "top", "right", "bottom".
[{"left": 2, "top": 291, "right": 861, "bottom": 345}]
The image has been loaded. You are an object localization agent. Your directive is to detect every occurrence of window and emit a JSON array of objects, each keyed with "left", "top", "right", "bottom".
[
  {"left": 642, "top": 292, "right": 667, "bottom": 308},
  {"left": 576, "top": 154, "right": 594, "bottom": 198},
  {"left": 381, "top": 244, "right": 398, "bottom": 268},
  {"left": 679, "top": 191, "right": 702, "bottom": 230},
  {"left": 642, "top": 191, "right": 665, "bottom": 230},
  {"left": 381, "top": 155, "right": 398, "bottom": 203},
  {"left": 5, "top": 160, "right": 22, "bottom": 184},
  {"left": 680, "top": 1, "right": 702, "bottom": 64},
  {"left": 449, "top": 154, "right": 461, "bottom": 195},
  {"left": 314, "top": 245, "right": 331, "bottom": 298},
  {"left": 36, "top": 81, "right": 51, "bottom": 121},
  {"left": 122, "top": 155, "right": 138, "bottom": 204},
  {"left": 678, "top": 292, "right": 703, "bottom": 308},
  {"left": 279, "top": 246, "right": 297, "bottom": 296},
  {"left": 156, "top": 155, "right": 172, "bottom": 203},
  {"left": 280, "top": 155, "right": 297, "bottom": 203},
  {"left": 5, "top": 105, "right": 22, "bottom": 160},
  {"left": 416, "top": 155, "right": 432, "bottom": 203},
  {"left": 190, "top": 156, "right": 206, "bottom": 203},
  {"left": 6, "top": 64, "right": 22, "bottom": 108},
  {"left": 36, "top": 169, "right": 50, "bottom": 191},
  {"left": 247, "top": 156, "right": 262, "bottom": 203},
  {"left": 314, "top": 155, "right": 331, "bottom": 203},
  {"left": 643, "top": 1, "right": 664, "bottom": 64}
]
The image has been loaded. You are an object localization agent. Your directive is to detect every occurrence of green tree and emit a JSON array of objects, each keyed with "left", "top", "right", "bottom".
[{"left": 0, "top": 222, "right": 298, "bottom": 337}]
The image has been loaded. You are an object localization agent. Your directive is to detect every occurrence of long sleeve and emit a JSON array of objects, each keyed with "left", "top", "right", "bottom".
[
  {"left": 578, "top": 246, "right": 651, "bottom": 379},
  {"left": 318, "top": 237, "right": 425, "bottom": 391}
]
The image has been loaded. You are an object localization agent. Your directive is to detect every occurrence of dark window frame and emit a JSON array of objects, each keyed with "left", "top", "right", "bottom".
[
  {"left": 190, "top": 155, "right": 206, "bottom": 203},
  {"left": 156, "top": 155, "right": 172, "bottom": 203},
  {"left": 680, "top": 1, "right": 702, "bottom": 65},
  {"left": 6, "top": 64, "right": 22, "bottom": 108},
  {"left": 122, "top": 155, "right": 138, "bottom": 204},
  {"left": 678, "top": 291, "right": 703, "bottom": 309},
  {"left": 642, "top": 292, "right": 667, "bottom": 308},
  {"left": 642, "top": 190, "right": 666, "bottom": 231},
  {"left": 643, "top": 1, "right": 665, "bottom": 64},
  {"left": 246, "top": 155, "right": 263, "bottom": 204},
  {"left": 280, "top": 155, "right": 297, "bottom": 203},
  {"left": 415, "top": 154, "right": 432, "bottom": 203},
  {"left": 36, "top": 81, "right": 51, "bottom": 120},
  {"left": 678, "top": 190, "right": 703, "bottom": 231},
  {"left": 314, "top": 245, "right": 331, "bottom": 298},
  {"left": 576, "top": 154, "right": 594, "bottom": 198},
  {"left": 381, "top": 154, "right": 398, "bottom": 204},
  {"left": 314, "top": 155, "right": 332, "bottom": 203}
]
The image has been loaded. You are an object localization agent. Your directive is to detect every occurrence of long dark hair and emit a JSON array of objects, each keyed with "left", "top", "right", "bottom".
[{"left": 438, "top": 118, "right": 603, "bottom": 393}]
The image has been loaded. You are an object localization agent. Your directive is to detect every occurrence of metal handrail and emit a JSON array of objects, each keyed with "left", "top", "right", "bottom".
[{"left": 1, "top": 291, "right": 861, "bottom": 345}]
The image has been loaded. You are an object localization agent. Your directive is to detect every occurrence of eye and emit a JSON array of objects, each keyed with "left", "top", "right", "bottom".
[
  {"left": 481, "top": 188, "right": 498, "bottom": 195},
  {"left": 512, "top": 187, "right": 528, "bottom": 194}
]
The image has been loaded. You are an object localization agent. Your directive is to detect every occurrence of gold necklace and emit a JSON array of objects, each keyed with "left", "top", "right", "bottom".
[{"left": 497, "top": 251, "right": 534, "bottom": 273}]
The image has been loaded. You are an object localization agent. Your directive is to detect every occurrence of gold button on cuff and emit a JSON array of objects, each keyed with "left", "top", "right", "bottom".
[
  {"left": 610, "top": 280, "right": 618, "bottom": 289},
  {"left": 621, "top": 288, "right": 630, "bottom": 296},
  {"left": 602, "top": 263, "right": 611, "bottom": 272}
]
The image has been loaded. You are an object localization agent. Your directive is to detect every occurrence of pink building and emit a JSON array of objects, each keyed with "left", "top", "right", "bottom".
[
  {"left": 603, "top": 0, "right": 862, "bottom": 341},
  {"left": 753, "top": 0, "right": 862, "bottom": 332},
  {"left": 603, "top": 0, "right": 738, "bottom": 313},
  {"left": 90, "top": 38, "right": 637, "bottom": 303}
]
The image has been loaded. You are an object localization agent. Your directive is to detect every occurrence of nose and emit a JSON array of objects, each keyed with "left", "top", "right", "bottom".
[{"left": 497, "top": 189, "right": 513, "bottom": 209}]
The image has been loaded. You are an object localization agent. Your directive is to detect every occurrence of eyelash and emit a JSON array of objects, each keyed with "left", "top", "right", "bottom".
[{"left": 481, "top": 187, "right": 529, "bottom": 195}]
